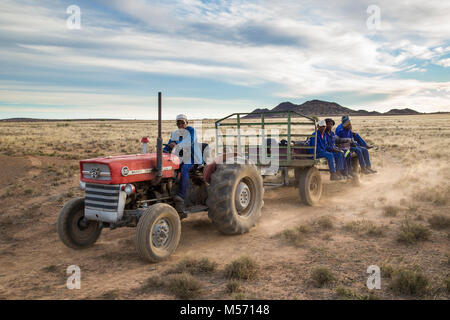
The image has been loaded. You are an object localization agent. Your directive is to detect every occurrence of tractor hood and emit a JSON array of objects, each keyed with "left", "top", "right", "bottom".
[{"left": 80, "top": 153, "right": 180, "bottom": 184}]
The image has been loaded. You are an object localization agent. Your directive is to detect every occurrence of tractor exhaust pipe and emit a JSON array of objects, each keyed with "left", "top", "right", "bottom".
[{"left": 152, "top": 92, "right": 163, "bottom": 186}]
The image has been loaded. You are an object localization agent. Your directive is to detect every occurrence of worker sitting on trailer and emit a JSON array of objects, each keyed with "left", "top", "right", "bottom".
[
  {"left": 163, "top": 114, "right": 203, "bottom": 212},
  {"left": 324, "top": 118, "right": 350, "bottom": 179},
  {"left": 335, "top": 115, "right": 377, "bottom": 174},
  {"left": 308, "top": 119, "right": 343, "bottom": 181}
]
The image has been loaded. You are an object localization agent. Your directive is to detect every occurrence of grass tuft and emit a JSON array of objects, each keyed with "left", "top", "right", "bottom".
[
  {"left": 336, "top": 286, "right": 379, "bottom": 300},
  {"left": 167, "top": 257, "right": 218, "bottom": 275},
  {"left": 226, "top": 280, "right": 242, "bottom": 294},
  {"left": 311, "top": 267, "right": 335, "bottom": 287},
  {"left": 316, "top": 216, "right": 333, "bottom": 230},
  {"left": 390, "top": 268, "right": 429, "bottom": 296},
  {"left": 344, "top": 220, "right": 385, "bottom": 237},
  {"left": 397, "top": 220, "right": 431, "bottom": 244},
  {"left": 167, "top": 273, "right": 202, "bottom": 299},
  {"left": 383, "top": 205, "right": 399, "bottom": 217},
  {"left": 428, "top": 214, "right": 450, "bottom": 230},
  {"left": 224, "top": 256, "right": 258, "bottom": 281}
]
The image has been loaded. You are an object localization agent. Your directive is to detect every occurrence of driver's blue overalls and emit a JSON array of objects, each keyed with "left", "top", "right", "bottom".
[{"left": 163, "top": 126, "right": 203, "bottom": 199}]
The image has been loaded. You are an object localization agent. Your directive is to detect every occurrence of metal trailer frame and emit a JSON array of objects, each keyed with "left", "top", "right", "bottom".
[{"left": 215, "top": 110, "right": 319, "bottom": 168}]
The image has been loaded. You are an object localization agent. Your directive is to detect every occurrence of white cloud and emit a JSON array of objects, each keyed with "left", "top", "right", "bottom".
[
  {"left": 435, "top": 58, "right": 450, "bottom": 68},
  {"left": 1, "top": 0, "right": 450, "bottom": 117}
]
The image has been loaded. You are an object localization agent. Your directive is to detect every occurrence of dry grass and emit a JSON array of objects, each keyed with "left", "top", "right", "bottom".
[
  {"left": 277, "top": 224, "right": 311, "bottom": 246},
  {"left": 226, "top": 280, "right": 242, "bottom": 294},
  {"left": 311, "top": 267, "right": 335, "bottom": 287},
  {"left": 343, "top": 220, "right": 385, "bottom": 237},
  {"left": 166, "top": 257, "right": 218, "bottom": 275},
  {"left": 224, "top": 256, "right": 258, "bottom": 281},
  {"left": 397, "top": 220, "right": 431, "bottom": 244},
  {"left": 389, "top": 268, "right": 429, "bottom": 296},
  {"left": 427, "top": 214, "right": 450, "bottom": 230},
  {"left": 383, "top": 205, "right": 400, "bottom": 217},
  {"left": 167, "top": 273, "right": 203, "bottom": 299},
  {"left": 315, "top": 216, "right": 333, "bottom": 230},
  {"left": 335, "top": 286, "right": 379, "bottom": 300}
]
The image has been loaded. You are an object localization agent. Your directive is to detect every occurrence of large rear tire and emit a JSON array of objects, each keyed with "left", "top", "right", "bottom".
[
  {"left": 298, "top": 167, "right": 322, "bottom": 206},
  {"left": 57, "top": 197, "right": 102, "bottom": 249},
  {"left": 136, "top": 203, "right": 181, "bottom": 263},
  {"left": 207, "top": 163, "right": 264, "bottom": 235}
]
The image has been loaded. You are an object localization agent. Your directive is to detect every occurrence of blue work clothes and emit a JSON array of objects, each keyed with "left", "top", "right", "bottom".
[
  {"left": 163, "top": 126, "right": 203, "bottom": 165},
  {"left": 335, "top": 124, "right": 371, "bottom": 169}
]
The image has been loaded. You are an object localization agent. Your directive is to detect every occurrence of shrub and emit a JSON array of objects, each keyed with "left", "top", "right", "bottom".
[
  {"left": 397, "top": 220, "right": 431, "bottom": 244},
  {"left": 139, "top": 276, "right": 166, "bottom": 292},
  {"left": 428, "top": 214, "right": 450, "bottom": 230},
  {"left": 316, "top": 216, "right": 333, "bottom": 230},
  {"left": 225, "top": 256, "right": 258, "bottom": 280},
  {"left": 380, "top": 265, "right": 394, "bottom": 278},
  {"left": 445, "top": 278, "right": 450, "bottom": 293},
  {"left": 335, "top": 286, "right": 378, "bottom": 300},
  {"left": 311, "top": 267, "right": 335, "bottom": 287},
  {"left": 278, "top": 225, "right": 310, "bottom": 246},
  {"left": 390, "top": 269, "right": 429, "bottom": 296},
  {"left": 344, "top": 220, "right": 385, "bottom": 237},
  {"left": 383, "top": 205, "right": 399, "bottom": 217},
  {"left": 226, "top": 280, "right": 241, "bottom": 293},
  {"left": 167, "top": 257, "right": 218, "bottom": 275},
  {"left": 168, "top": 273, "right": 202, "bottom": 299}
]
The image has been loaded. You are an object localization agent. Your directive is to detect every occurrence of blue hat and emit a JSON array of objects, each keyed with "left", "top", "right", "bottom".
[{"left": 341, "top": 115, "right": 350, "bottom": 126}]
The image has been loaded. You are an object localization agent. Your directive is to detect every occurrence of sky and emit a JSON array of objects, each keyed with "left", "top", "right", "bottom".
[{"left": 0, "top": 0, "right": 449, "bottom": 119}]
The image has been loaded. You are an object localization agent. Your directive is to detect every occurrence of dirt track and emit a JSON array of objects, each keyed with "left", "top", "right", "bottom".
[{"left": 0, "top": 151, "right": 448, "bottom": 300}]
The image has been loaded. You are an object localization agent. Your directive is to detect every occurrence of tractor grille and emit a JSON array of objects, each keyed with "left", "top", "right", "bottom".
[{"left": 85, "top": 183, "right": 120, "bottom": 212}]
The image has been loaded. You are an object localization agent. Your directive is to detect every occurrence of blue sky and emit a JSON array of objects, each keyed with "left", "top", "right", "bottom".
[{"left": 0, "top": 0, "right": 449, "bottom": 119}]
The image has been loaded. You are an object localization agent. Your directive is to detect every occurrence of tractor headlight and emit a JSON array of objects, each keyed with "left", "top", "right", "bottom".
[
  {"left": 122, "top": 184, "right": 135, "bottom": 195},
  {"left": 80, "top": 181, "right": 86, "bottom": 190}
]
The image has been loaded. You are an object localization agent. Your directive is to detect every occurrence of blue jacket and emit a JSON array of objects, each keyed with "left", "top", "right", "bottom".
[
  {"left": 309, "top": 130, "right": 331, "bottom": 154},
  {"left": 325, "top": 130, "right": 337, "bottom": 149},
  {"left": 164, "top": 126, "right": 203, "bottom": 164},
  {"left": 335, "top": 123, "right": 367, "bottom": 147}
]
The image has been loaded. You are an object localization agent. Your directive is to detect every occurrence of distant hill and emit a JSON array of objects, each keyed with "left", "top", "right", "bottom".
[
  {"left": 243, "top": 100, "right": 421, "bottom": 118},
  {"left": 384, "top": 108, "right": 420, "bottom": 115}
]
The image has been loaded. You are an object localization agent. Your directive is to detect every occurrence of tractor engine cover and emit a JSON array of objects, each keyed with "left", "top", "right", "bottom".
[{"left": 80, "top": 153, "right": 180, "bottom": 184}]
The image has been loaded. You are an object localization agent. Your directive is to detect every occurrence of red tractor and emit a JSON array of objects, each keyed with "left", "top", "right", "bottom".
[{"left": 57, "top": 93, "right": 264, "bottom": 262}]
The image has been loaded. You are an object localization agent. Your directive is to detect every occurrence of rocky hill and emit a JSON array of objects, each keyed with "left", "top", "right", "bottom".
[{"left": 243, "top": 100, "right": 420, "bottom": 118}]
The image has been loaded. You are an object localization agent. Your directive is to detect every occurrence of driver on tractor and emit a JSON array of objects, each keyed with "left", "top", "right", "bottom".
[{"left": 163, "top": 114, "right": 203, "bottom": 213}]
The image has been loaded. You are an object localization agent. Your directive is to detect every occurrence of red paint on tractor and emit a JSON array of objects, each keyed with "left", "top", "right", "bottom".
[{"left": 80, "top": 153, "right": 180, "bottom": 184}]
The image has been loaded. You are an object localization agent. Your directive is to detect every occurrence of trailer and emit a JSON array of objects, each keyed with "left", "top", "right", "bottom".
[{"left": 214, "top": 110, "right": 361, "bottom": 206}]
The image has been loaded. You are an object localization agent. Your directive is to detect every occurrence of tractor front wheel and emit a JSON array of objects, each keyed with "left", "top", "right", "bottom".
[
  {"left": 298, "top": 167, "right": 322, "bottom": 206},
  {"left": 57, "top": 197, "right": 102, "bottom": 249},
  {"left": 136, "top": 203, "right": 181, "bottom": 263}
]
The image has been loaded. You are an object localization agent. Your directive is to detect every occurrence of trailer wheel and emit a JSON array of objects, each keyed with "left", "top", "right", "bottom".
[
  {"left": 207, "top": 163, "right": 264, "bottom": 235},
  {"left": 57, "top": 197, "right": 102, "bottom": 249},
  {"left": 351, "top": 156, "right": 361, "bottom": 186},
  {"left": 298, "top": 167, "right": 322, "bottom": 206},
  {"left": 136, "top": 203, "right": 181, "bottom": 263}
]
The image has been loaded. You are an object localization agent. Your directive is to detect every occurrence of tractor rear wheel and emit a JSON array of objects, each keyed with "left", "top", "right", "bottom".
[
  {"left": 298, "top": 167, "right": 322, "bottom": 206},
  {"left": 207, "top": 163, "right": 264, "bottom": 235},
  {"left": 136, "top": 203, "right": 181, "bottom": 263},
  {"left": 57, "top": 197, "right": 102, "bottom": 249}
]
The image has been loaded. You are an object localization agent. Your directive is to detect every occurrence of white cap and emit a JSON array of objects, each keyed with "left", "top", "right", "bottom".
[
  {"left": 176, "top": 114, "right": 187, "bottom": 122},
  {"left": 317, "top": 119, "right": 326, "bottom": 127}
]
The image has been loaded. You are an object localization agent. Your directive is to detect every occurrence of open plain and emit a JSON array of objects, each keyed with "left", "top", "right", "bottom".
[{"left": 0, "top": 114, "right": 449, "bottom": 300}]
